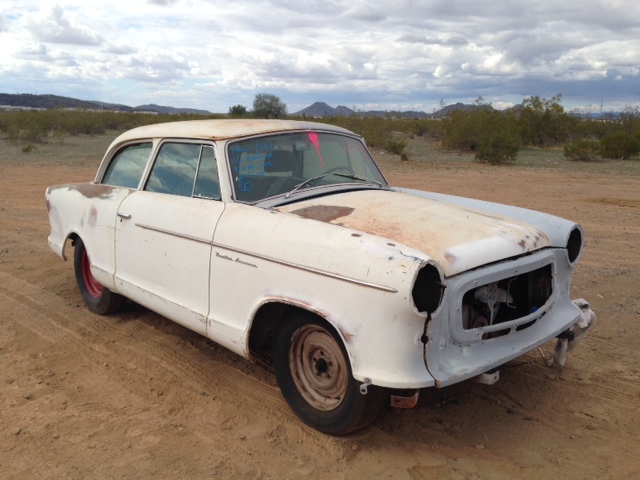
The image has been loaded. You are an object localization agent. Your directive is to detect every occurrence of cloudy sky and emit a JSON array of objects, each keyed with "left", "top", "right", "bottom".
[{"left": 1, "top": 0, "right": 639, "bottom": 113}]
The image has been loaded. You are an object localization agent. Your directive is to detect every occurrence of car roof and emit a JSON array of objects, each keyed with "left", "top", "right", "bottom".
[{"left": 111, "top": 119, "right": 358, "bottom": 144}]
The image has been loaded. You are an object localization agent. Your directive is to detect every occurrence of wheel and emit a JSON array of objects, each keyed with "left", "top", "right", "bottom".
[
  {"left": 74, "top": 238, "right": 126, "bottom": 315},
  {"left": 273, "top": 313, "right": 388, "bottom": 435}
]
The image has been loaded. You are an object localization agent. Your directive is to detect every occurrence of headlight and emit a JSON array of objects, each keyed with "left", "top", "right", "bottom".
[
  {"left": 566, "top": 226, "right": 584, "bottom": 265},
  {"left": 412, "top": 262, "right": 445, "bottom": 314}
]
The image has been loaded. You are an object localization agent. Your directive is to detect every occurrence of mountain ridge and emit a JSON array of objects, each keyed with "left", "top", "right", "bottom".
[
  {"left": 0, "top": 93, "right": 213, "bottom": 115},
  {"left": 1, "top": 93, "right": 622, "bottom": 119}
]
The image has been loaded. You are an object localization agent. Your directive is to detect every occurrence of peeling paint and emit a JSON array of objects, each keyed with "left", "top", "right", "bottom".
[
  {"left": 88, "top": 204, "right": 98, "bottom": 228},
  {"left": 444, "top": 252, "right": 457, "bottom": 265},
  {"left": 289, "top": 205, "right": 355, "bottom": 223},
  {"left": 48, "top": 183, "right": 118, "bottom": 200},
  {"left": 279, "top": 190, "right": 555, "bottom": 277}
]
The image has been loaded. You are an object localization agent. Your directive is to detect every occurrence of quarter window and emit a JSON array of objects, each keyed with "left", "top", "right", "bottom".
[{"left": 101, "top": 143, "right": 152, "bottom": 188}]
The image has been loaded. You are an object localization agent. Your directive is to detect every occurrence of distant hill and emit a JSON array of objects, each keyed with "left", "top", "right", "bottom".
[
  {"left": 432, "top": 102, "right": 494, "bottom": 118},
  {"left": 294, "top": 101, "right": 486, "bottom": 119},
  {"left": 0, "top": 93, "right": 213, "bottom": 114},
  {"left": 362, "top": 110, "right": 432, "bottom": 119},
  {"left": 0, "top": 93, "right": 104, "bottom": 110},
  {"left": 133, "top": 103, "right": 212, "bottom": 115},
  {"left": 294, "top": 102, "right": 355, "bottom": 117}
]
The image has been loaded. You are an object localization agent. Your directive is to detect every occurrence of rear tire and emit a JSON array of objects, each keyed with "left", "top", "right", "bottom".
[
  {"left": 74, "top": 238, "right": 126, "bottom": 315},
  {"left": 273, "top": 313, "right": 388, "bottom": 435}
]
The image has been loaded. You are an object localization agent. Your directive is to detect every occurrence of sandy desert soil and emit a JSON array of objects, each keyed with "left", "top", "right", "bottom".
[{"left": 1, "top": 140, "right": 639, "bottom": 479}]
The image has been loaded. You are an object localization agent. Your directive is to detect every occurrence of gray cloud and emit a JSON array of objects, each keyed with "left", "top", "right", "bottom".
[
  {"left": 26, "top": 5, "right": 103, "bottom": 46},
  {"left": 1, "top": 0, "right": 638, "bottom": 112}
]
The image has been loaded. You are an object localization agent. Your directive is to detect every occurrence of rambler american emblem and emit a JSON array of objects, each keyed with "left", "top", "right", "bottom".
[{"left": 215, "top": 251, "right": 258, "bottom": 268}]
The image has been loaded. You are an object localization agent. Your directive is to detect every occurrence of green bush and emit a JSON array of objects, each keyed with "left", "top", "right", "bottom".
[
  {"left": 517, "top": 94, "right": 576, "bottom": 147},
  {"left": 21, "top": 143, "right": 37, "bottom": 153},
  {"left": 599, "top": 132, "right": 640, "bottom": 159},
  {"left": 563, "top": 139, "right": 601, "bottom": 161},
  {"left": 475, "top": 129, "right": 520, "bottom": 164},
  {"left": 441, "top": 108, "right": 521, "bottom": 163},
  {"left": 385, "top": 136, "right": 408, "bottom": 155},
  {"left": 0, "top": 109, "right": 225, "bottom": 145}
]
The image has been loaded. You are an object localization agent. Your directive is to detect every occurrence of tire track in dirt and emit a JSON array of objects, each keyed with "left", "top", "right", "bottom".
[
  {"left": 1, "top": 268, "right": 466, "bottom": 477},
  {"left": 1, "top": 270, "right": 294, "bottom": 419},
  {"left": 509, "top": 343, "right": 640, "bottom": 411},
  {"left": 1, "top": 268, "right": 364, "bottom": 477}
]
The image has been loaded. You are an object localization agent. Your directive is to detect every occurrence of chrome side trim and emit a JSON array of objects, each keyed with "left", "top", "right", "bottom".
[
  {"left": 135, "top": 223, "right": 211, "bottom": 245},
  {"left": 212, "top": 242, "right": 398, "bottom": 293},
  {"left": 133, "top": 222, "right": 398, "bottom": 293}
]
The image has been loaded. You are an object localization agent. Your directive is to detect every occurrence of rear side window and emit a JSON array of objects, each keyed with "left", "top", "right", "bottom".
[{"left": 101, "top": 143, "right": 152, "bottom": 188}]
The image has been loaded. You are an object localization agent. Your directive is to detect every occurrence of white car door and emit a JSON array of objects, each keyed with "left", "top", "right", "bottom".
[{"left": 114, "top": 142, "right": 224, "bottom": 335}]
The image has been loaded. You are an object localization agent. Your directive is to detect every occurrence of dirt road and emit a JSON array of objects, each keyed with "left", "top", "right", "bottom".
[{"left": 1, "top": 148, "right": 639, "bottom": 479}]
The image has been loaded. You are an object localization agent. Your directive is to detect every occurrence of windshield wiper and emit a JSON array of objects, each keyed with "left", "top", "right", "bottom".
[
  {"left": 284, "top": 173, "right": 329, "bottom": 198},
  {"left": 334, "top": 173, "right": 384, "bottom": 187},
  {"left": 283, "top": 172, "right": 384, "bottom": 199}
]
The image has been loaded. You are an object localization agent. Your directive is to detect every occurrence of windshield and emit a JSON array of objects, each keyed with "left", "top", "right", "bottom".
[{"left": 227, "top": 131, "right": 387, "bottom": 203}]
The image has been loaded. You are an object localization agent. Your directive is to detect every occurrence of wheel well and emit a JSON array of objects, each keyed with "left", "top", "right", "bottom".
[
  {"left": 63, "top": 232, "right": 79, "bottom": 261},
  {"left": 248, "top": 302, "right": 329, "bottom": 369}
]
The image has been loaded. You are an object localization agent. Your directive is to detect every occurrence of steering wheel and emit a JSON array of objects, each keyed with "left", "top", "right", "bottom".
[{"left": 325, "top": 166, "right": 354, "bottom": 175}]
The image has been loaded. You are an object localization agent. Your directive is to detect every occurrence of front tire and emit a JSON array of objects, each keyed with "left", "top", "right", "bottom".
[
  {"left": 273, "top": 313, "right": 388, "bottom": 435},
  {"left": 74, "top": 238, "right": 126, "bottom": 315}
]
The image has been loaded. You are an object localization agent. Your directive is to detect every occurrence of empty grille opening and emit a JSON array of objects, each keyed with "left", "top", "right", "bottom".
[{"left": 462, "top": 264, "right": 552, "bottom": 334}]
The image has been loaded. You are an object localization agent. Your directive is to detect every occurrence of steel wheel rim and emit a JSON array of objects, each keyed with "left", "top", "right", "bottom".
[
  {"left": 289, "top": 324, "right": 348, "bottom": 411},
  {"left": 82, "top": 249, "right": 103, "bottom": 299}
]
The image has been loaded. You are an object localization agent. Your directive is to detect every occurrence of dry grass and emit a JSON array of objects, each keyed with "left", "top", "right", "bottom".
[
  {"left": 390, "top": 136, "right": 640, "bottom": 177},
  {"left": 0, "top": 132, "right": 119, "bottom": 168},
  {"left": 2, "top": 131, "right": 639, "bottom": 177}
]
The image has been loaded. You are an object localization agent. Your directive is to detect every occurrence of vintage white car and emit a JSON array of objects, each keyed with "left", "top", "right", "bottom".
[{"left": 46, "top": 119, "right": 586, "bottom": 435}]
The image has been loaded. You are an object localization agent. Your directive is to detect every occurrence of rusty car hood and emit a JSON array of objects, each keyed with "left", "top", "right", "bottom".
[{"left": 276, "top": 189, "right": 553, "bottom": 277}]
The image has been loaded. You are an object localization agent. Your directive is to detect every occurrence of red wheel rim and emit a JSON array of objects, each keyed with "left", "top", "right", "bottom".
[{"left": 82, "top": 249, "right": 103, "bottom": 299}]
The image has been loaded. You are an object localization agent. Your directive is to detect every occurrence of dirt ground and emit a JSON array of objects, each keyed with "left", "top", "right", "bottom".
[{"left": 1, "top": 145, "right": 639, "bottom": 479}]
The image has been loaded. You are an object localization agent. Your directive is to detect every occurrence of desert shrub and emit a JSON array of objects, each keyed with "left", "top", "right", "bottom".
[
  {"left": 323, "top": 116, "right": 390, "bottom": 149},
  {"left": 441, "top": 109, "right": 483, "bottom": 151},
  {"left": 516, "top": 94, "right": 579, "bottom": 147},
  {"left": 385, "top": 136, "right": 408, "bottom": 155},
  {"left": 441, "top": 108, "right": 520, "bottom": 163},
  {"left": 475, "top": 129, "right": 520, "bottom": 164},
  {"left": 4, "top": 115, "right": 50, "bottom": 144},
  {"left": 409, "top": 120, "right": 430, "bottom": 137},
  {"left": 228, "top": 104, "right": 248, "bottom": 116},
  {"left": 517, "top": 94, "right": 576, "bottom": 147},
  {"left": 599, "top": 132, "right": 640, "bottom": 159},
  {"left": 21, "top": 143, "right": 37, "bottom": 153},
  {"left": 563, "top": 139, "right": 600, "bottom": 161}
]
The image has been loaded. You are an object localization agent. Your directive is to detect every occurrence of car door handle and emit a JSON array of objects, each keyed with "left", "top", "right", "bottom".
[{"left": 117, "top": 212, "right": 132, "bottom": 219}]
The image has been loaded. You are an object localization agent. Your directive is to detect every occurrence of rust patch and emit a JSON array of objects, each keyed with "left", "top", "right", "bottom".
[
  {"left": 289, "top": 205, "right": 355, "bottom": 223},
  {"left": 390, "top": 391, "right": 420, "bottom": 409},
  {"left": 49, "top": 183, "right": 119, "bottom": 199},
  {"left": 88, "top": 204, "right": 98, "bottom": 227},
  {"left": 337, "top": 325, "right": 355, "bottom": 343},
  {"left": 444, "top": 252, "right": 457, "bottom": 265}
]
